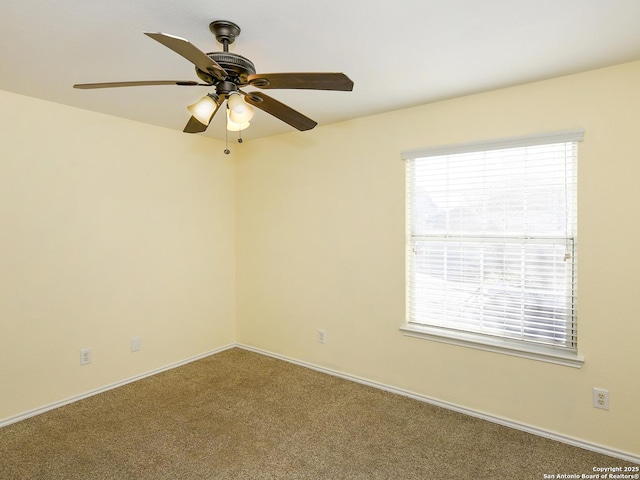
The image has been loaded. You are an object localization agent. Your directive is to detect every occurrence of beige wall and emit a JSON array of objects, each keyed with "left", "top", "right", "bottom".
[
  {"left": 236, "top": 61, "right": 640, "bottom": 456},
  {"left": 2, "top": 60, "right": 639, "bottom": 457},
  {"left": 0, "top": 91, "right": 236, "bottom": 420}
]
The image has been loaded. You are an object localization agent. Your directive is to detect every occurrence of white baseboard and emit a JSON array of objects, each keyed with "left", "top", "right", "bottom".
[
  {"left": 3, "top": 342, "right": 638, "bottom": 465},
  {"left": 0, "top": 344, "right": 235, "bottom": 429},
  {"left": 236, "top": 344, "right": 640, "bottom": 465}
]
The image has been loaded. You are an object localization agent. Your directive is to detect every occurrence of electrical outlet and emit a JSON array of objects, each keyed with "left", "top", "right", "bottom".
[
  {"left": 80, "top": 348, "right": 92, "bottom": 366},
  {"left": 593, "top": 388, "right": 609, "bottom": 410},
  {"left": 317, "top": 329, "right": 326, "bottom": 344},
  {"left": 131, "top": 337, "right": 141, "bottom": 352}
]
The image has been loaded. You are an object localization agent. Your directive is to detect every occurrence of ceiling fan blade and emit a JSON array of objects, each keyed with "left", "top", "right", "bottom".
[
  {"left": 183, "top": 94, "right": 225, "bottom": 134},
  {"left": 144, "top": 32, "right": 227, "bottom": 81},
  {"left": 243, "top": 91, "right": 317, "bottom": 131},
  {"left": 248, "top": 73, "right": 354, "bottom": 91},
  {"left": 183, "top": 116, "right": 208, "bottom": 134},
  {"left": 73, "top": 80, "right": 209, "bottom": 89}
]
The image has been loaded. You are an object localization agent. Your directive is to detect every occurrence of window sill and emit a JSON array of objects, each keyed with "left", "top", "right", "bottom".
[{"left": 400, "top": 324, "right": 584, "bottom": 368}]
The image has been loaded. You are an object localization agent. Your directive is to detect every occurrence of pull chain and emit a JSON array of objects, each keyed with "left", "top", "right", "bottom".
[{"left": 224, "top": 108, "right": 230, "bottom": 154}]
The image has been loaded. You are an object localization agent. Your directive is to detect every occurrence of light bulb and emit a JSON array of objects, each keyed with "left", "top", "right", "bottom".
[{"left": 187, "top": 95, "right": 217, "bottom": 125}]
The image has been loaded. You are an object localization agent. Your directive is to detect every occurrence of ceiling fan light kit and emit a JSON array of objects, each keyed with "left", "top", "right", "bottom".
[{"left": 73, "top": 19, "right": 354, "bottom": 152}]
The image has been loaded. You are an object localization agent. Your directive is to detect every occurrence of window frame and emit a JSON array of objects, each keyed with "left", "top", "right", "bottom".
[{"left": 401, "top": 130, "right": 585, "bottom": 368}]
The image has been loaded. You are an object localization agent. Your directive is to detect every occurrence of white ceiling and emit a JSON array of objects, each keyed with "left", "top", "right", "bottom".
[{"left": 3, "top": 0, "right": 640, "bottom": 141}]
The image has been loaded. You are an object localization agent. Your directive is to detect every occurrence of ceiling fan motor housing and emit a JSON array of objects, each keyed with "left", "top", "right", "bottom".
[{"left": 196, "top": 52, "right": 256, "bottom": 88}]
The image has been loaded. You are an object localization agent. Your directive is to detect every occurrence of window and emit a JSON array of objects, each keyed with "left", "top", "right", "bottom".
[{"left": 402, "top": 130, "right": 584, "bottom": 367}]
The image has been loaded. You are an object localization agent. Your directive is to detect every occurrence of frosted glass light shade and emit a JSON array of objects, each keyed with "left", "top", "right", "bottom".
[
  {"left": 227, "top": 93, "right": 254, "bottom": 124},
  {"left": 226, "top": 110, "right": 250, "bottom": 131},
  {"left": 187, "top": 95, "right": 217, "bottom": 125}
]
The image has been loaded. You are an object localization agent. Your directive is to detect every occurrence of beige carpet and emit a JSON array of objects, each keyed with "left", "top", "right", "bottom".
[{"left": 0, "top": 348, "right": 636, "bottom": 479}]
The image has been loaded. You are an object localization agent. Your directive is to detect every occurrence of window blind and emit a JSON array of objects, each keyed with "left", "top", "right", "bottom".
[{"left": 405, "top": 131, "right": 581, "bottom": 350}]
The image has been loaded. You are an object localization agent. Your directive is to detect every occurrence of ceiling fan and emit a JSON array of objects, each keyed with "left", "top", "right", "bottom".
[{"left": 74, "top": 20, "right": 354, "bottom": 136}]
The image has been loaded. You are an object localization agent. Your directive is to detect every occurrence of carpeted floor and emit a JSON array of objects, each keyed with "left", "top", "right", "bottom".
[{"left": 0, "top": 348, "right": 636, "bottom": 479}]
